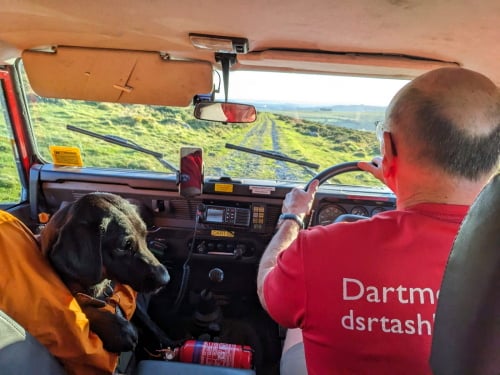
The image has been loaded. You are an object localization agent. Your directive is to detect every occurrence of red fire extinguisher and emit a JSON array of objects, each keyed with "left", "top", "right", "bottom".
[{"left": 178, "top": 340, "right": 253, "bottom": 369}]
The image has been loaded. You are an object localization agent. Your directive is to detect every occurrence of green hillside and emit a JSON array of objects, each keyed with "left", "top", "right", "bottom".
[{"left": 1, "top": 98, "right": 385, "bottom": 202}]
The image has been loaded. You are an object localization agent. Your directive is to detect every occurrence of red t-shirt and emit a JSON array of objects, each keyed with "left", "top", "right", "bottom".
[{"left": 263, "top": 203, "right": 468, "bottom": 375}]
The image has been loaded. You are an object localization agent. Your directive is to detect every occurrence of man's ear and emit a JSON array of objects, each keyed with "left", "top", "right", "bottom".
[{"left": 382, "top": 131, "right": 397, "bottom": 181}]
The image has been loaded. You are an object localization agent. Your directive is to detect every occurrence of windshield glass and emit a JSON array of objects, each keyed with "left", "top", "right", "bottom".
[{"left": 21, "top": 62, "right": 408, "bottom": 187}]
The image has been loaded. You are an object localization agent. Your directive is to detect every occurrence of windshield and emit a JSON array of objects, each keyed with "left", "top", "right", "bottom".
[{"left": 20, "top": 62, "right": 408, "bottom": 187}]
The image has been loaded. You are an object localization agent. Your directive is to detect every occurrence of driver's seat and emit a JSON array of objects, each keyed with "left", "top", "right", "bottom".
[{"left": 430, "top": 174, "right": 500, "bottom": 375}]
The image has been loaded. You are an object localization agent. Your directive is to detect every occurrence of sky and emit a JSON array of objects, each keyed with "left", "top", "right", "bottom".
[{"left": 215, "top": 70, "right": 409, "bottom": 107}]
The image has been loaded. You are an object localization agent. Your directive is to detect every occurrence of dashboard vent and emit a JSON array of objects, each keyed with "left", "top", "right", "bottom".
[
  {"left": 235, "top": 208, "right": 251, "bottom": 226},
  {"left": 168, "top": 199, "right": 202, "bottom": 220},
  {"left": 266, "top": 205, "right": 282, "bottom": 226}
]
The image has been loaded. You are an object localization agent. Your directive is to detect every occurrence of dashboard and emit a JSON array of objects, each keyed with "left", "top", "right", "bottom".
[
  {"left": 32, "top": 164, "right": 395, "bottom": 293},
  {"left": 33, "top": 164, "right": 395, "bottom": 247},
  {"left": 33, "top": 164, "right": 395, "bottom": 289}
]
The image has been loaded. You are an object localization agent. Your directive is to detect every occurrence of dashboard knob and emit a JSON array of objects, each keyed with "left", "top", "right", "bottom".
[
  {"left": 196, "top": 241, "right": 207, "bottom": 254},
  {"left": 233, "top": 244, "right": 246, "bottom": 259},
  {"left": 208, "top": 268, "right": 224, "bottom": 283}
]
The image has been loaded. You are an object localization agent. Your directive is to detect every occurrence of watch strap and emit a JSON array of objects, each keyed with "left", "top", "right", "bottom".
[{"left": 278, "top": 213, "right": 304, "bottom": 229}]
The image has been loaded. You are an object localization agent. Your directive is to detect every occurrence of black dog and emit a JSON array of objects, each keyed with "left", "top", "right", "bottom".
[{"left": 40, "top": 192, "right": 170, "bottom": 353}]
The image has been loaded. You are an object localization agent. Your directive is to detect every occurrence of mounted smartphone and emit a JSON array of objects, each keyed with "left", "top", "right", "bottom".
[{"left": 179, "top": 146, "right": 204, "bottom": 198}]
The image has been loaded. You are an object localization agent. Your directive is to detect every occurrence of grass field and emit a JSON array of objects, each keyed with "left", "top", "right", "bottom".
[{"left": 1, "top": 96, "right": 386, "bottom": 202}]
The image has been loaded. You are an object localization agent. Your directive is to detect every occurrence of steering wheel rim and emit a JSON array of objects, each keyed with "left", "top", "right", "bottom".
[
  {"left": 304, "top": 161, "right": 364, "bottom": 228},
  {"left": 304, "top": 161, "right": 362, "bottom": 191}
]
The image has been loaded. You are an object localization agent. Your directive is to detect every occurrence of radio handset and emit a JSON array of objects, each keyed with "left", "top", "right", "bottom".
[{"left": 179, "top": 147, "right": 203, "bottom": 198}]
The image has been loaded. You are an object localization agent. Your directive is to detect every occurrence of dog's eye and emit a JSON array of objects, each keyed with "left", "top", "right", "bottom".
[
  {"left": 123, "top": 240, "right": 133, "bottom": 251},
  {"left": 115, "top": 239, "right": 134, "bottom": 254}
]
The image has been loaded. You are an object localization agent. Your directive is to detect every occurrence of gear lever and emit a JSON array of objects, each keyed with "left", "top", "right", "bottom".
[{"left": 192, "top": 267, "right": 225, "bottom": 340}]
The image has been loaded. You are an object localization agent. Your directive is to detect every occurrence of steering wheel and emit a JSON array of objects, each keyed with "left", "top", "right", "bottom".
[
  {"left": 304, "top": 161, "right": 367, "bottom": 228},
  {"left": 304, "top": 161, "right": 362, "bottom": 191}
]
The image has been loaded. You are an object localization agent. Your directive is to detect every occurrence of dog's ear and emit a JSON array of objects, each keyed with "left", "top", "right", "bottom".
[{"left": 43, "top": 203, "right": 104, "bottom": 288}]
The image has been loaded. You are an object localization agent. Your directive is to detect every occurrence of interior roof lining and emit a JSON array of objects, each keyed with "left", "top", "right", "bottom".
[{"left": 0, "top": 0, "right": 498, "bottom": 84}]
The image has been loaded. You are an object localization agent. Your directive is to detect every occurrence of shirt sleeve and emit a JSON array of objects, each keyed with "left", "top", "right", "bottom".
[
  {"left": 108, "top": 283, "right": 137, "bottom": 320},
  {"left": 0, "top": 211, "right": 118, "bottom": 375},
  {"left": 262, "top": 231, "right": 307, "bottom": 328}
]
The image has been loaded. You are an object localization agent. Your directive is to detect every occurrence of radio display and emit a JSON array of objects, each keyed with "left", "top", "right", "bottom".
[
  {"left": 206, "top": 207, "right": 225, "bottom": 223},
  {"left": 201, "top": 205, "right": 251, "bottom": 226}
]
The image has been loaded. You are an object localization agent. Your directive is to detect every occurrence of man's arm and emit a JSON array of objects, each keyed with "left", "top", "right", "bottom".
[
  {"left": 258, "top": 160, "right": 384, "bottom": 312},
  {"left": 257, "top": 180, "right": 319, "bottom": 311},
  {"left": 257, "top": 220, "right": 302, "bottom": 310}
]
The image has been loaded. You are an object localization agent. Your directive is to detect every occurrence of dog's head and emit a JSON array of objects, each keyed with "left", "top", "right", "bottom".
[{"left": 40, "top": 192, "right": 169, "bottom": 293}]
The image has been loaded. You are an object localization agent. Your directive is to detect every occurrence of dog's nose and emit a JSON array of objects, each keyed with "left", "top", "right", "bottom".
[
  {"left": 144, "top": 265, "right": 170, "bottom": 291},
  {"left": 157, "top": 266, "right": 170, "bottom": 285}
]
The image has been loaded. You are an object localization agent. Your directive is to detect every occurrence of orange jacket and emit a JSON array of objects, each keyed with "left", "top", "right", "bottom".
[{"left": 0, "top": 210, "right": 136, "bottom": 375}]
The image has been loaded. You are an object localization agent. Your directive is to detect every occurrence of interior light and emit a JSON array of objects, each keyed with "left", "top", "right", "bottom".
[{"left": 189, "top": 34, "right": 248, "bottom": 54}]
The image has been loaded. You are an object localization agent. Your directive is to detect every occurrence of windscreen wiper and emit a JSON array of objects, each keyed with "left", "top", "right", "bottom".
[
  {"left": 66, "top": 124, "right": 178, "bottom": 173},
  {"left": 225, "top": 143, "right": 319, "bottom": 169}
]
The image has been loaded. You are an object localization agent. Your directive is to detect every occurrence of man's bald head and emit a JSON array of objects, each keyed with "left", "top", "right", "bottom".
[{"left": 386, "top": 67, "right": 500, "bottom": 180}]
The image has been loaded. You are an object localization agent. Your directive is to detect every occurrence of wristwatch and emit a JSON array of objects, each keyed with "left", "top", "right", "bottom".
[{"left": 277, "top": 213, "right": 304, "bottom": 229}]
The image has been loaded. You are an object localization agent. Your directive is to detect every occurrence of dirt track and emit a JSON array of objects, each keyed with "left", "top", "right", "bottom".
[{"left": 222, "top": 115, "right": 314, "bottom": 181}]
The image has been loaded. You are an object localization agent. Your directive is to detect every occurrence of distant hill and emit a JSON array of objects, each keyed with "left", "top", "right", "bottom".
[
  {"left": 256, "top": 104, "right": 385, "bottom": 132},
  {"left": 252, "top": 101, "right": 385, "bottom": 112}
]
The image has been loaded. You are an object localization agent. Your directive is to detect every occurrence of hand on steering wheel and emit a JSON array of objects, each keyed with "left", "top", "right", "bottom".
[
  {"left": 281, "top": 180, "right": 320, "bottom": 222},
  {"left": 303, "top": 161, "right": 374, "bottom": 228},
  {"left": 358, "top": 156, "right": 384, "bottom": 183}
]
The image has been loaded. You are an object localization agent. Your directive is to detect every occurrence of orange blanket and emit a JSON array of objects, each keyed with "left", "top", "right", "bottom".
[{"left": 0, "top": 210, "right": 136, "bottom": 375}]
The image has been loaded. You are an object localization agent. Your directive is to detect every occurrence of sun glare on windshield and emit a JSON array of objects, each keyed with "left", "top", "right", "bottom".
[{"left": 217, "top": 71, "right": 409, "bottom": 106}]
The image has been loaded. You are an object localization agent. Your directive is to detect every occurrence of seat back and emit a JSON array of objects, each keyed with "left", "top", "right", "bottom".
[
  {"left": 134, "top": 360, "right": 256, "bottom": 375},
  {"left": 0, "top": 310, "right": 67, "bottom": 375},
  {"left": 430, "top": 174, "right": 500, "bottom": 375}
]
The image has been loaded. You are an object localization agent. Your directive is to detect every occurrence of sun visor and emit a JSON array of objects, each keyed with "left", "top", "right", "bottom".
[
  {"left": 236, "top": 50, "right": 460, "bottom": 79},
  {"left": 22, "top": 47, "right": 213, "bottom": 107}
]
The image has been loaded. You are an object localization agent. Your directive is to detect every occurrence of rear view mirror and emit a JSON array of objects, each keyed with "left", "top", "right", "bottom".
[{"left": 194, "top": 102, "right": 257, "bottom": 123}]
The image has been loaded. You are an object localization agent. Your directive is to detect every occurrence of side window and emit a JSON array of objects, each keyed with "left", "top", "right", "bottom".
[{"left": 0, "top": 87, "right": 22, "bottom": 204}]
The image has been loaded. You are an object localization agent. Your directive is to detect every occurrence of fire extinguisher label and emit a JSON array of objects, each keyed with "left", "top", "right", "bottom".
[
  {"left": 200, "top": 342, "right": 236, "bottom": 366},
  {"left": 180, "top": 340, "right": 253, "bottom": 369}
]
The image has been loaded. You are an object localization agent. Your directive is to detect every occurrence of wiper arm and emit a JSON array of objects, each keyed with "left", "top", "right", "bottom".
[
  {"left": 66, "top": 125, "right": 178, "bottom": 173},
  {"left": 225, "top": 143, "right": 319, "bottom": 169}
]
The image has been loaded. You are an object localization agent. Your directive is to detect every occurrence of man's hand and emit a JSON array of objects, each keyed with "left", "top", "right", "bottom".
[
  {"left": 358, "top": 157, "right": 384, "bottom": 183},
  {"left": 282, "top": 179, "right": 320, "bottom": 219}
]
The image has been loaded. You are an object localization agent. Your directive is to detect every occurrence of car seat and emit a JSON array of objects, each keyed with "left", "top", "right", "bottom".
[
  {"left": 0, "top": 306, "right": 256, "bottom": 375},
  {"left": 0, "top": 309, "right": 67, "bottom": 375},
  {"left": 134, "top": 360, "right": 256, "bottom": 375},
  {"left": 430, "top": 174, "right": 500, "bottom": 375}
]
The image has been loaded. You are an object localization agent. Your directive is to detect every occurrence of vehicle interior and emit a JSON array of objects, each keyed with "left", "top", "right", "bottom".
[{"left": 0, "top": 1, "right": 499, "bottom": 374}]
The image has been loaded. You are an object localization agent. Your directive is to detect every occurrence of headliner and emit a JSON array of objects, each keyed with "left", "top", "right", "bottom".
[{"left": 0, "top": 0, "right": 499, "bottom": 84}]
